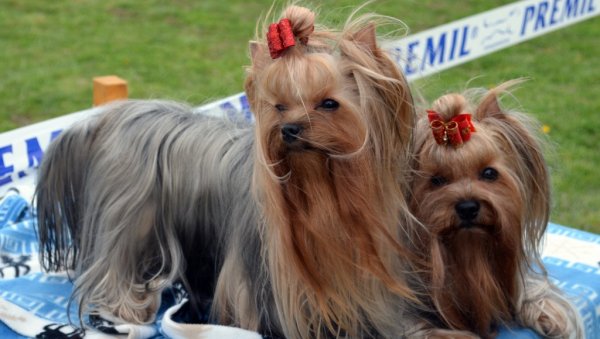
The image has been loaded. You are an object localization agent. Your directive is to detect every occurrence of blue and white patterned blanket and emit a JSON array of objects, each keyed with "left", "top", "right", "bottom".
[{"left": 0, "top": 191, "right": 598, "bottom": 338}]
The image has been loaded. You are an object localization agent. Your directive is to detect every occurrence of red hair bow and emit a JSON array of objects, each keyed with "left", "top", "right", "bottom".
[
  {"left": 267, "top": 18, "right": 296, "bottom": 59},
  {"left": 427, "top": 110, "right": 476, "bottom": 147}
]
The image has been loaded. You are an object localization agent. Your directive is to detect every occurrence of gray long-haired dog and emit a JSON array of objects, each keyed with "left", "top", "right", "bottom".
[{"left": 35, "top": 5, "right": 428, "bottom": 338}]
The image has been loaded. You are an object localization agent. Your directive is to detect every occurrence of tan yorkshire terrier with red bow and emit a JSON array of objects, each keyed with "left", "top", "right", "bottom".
[
  {"left": 35, "top": 4, "right": 436, "bottom": 338},
  {"left": 409, "top": 80, "right": 583, "bottom": 338}
]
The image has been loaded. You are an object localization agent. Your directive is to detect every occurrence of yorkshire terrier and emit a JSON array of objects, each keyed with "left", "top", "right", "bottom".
[
  {"left": 36, "top": 5, "right": 421, "bottom": 338},
  {"left": 409, "top": 81, "right": 583, "bottom": 338}
]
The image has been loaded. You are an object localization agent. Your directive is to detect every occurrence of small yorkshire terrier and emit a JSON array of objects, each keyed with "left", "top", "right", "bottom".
[
  {"left": 409, "top": 81, "right": 583, "bottom": 338},
  {"left": 36, "top": 5, "right": 421, "bottom": 338}
]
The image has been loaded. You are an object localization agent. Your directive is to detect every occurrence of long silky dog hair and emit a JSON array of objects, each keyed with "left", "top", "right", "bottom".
[
  {"left": 36, "top": 5, "right": 422, "bottom": 338},
  {"left": 409, "top": 81, "right": 582, "bottom": 338}
]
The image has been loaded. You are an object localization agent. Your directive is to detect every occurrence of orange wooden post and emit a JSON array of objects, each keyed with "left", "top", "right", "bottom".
[{"left": 93, "top": 75, "right": 128, "bottom": 106}]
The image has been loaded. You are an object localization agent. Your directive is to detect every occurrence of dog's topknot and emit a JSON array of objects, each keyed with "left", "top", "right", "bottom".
[
  {"left": 283, "top": 5, "right": 315, "bottom": 43},
  {"left": 431, "top": 93, "right": 469, "bottom": 121}
]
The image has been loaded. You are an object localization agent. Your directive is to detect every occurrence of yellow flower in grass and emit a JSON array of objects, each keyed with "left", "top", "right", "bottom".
[{"left": 542, "top": 124, "right": 551, "bottom": 134}]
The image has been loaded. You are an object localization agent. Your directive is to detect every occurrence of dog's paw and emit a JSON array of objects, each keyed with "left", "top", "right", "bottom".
[
  {"left": 99, "top": 290, "right": 161, "bottom": 325},
  {"left": 536, "top": 312, "right": 569, "bottom": 338},
  {"left": 520, "top": 297, "right": 575, "bottom": 339}
]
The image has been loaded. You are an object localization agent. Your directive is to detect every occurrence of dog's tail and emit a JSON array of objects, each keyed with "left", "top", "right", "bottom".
[{"left": 35, "top": 114, "right": 100, "bottom": 272}]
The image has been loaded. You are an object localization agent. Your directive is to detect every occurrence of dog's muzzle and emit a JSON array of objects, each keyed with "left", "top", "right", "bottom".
[{"left": 281, "top": 124, "right": 303, "bottom": 144}]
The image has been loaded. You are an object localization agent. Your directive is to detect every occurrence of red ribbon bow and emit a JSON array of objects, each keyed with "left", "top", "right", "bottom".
[
  {"left": 427, "top": 110, "right": 476, "bottom": 147},
  {"left": 267, "top": 18, "right": 296, "bottom": 59}
]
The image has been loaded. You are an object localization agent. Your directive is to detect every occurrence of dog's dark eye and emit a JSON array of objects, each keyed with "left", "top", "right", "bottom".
[
  {"left": 480, "top": 167, "right": 499, "bottom": 181},
  {"left": 274, "top": 104, "right": 286, "bottom": 112},
  {"left": 430, "top": 175, "right": 448, "bottom": 187},
  {"left": 318, "top": 98, "right": 339, "bottom": 111}
]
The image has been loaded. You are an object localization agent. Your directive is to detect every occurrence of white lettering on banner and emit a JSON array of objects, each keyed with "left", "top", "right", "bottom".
[{"left": 0, "top": 0, "right": 597, "bottom": 196}]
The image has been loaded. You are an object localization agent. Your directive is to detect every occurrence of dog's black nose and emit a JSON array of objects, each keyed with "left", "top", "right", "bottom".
[
  {"left": 281, "top": 124, "right": 303, "bottom": 143},
  {"left": 455, "top": 200, "right": 480, "bottom": 221}
]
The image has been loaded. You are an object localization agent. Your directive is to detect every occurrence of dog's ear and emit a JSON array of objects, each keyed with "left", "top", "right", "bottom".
[
  {"left": 476, "top": 79, "right": 528, "bottom": 121},
  {"left": 475, "top": 90, "right": 503, "bottom": 121},
  {"left": 249, "top": 41, "right": 269, "bottom": 71},
  {"left": 353, "top": 22, "right": 378, "bottom": 53}
]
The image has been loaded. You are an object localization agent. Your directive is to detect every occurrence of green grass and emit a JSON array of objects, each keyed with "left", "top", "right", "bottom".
[{"left": 1, "top": 1, "right": 598, "bottom": 233}]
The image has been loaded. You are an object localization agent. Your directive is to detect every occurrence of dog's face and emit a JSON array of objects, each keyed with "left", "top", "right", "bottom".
[
  {"left": 410, "top": 89, "right": 550, "bottom": 337},
  {"left": 250, "top": 52, "right": 367, "bottom": 175},
  {"left": 411, "top": 129, "right": 524, "bottom": 244}
]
